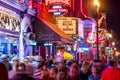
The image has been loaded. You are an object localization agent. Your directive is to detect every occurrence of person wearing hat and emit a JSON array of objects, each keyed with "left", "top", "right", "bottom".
[{"left": 0, "top": 54, "right": 12, "bottom": 71}]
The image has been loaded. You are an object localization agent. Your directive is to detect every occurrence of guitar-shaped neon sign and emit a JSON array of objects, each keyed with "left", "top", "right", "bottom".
[
  {"left": 86, "top": 32, "right": 96, "bottom": 43},
  {"left": 86, "top": 23, "right": 96, "bottom": 44}
]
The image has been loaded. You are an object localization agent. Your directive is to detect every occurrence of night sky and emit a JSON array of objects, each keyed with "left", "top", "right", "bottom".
[{"left": 100, "top": 0, "right": 120, "bottom": 49}]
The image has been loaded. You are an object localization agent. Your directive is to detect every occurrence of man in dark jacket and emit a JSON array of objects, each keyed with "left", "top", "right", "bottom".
[{"left": 1, "top": 54, "right": 12, "bottom": 71}]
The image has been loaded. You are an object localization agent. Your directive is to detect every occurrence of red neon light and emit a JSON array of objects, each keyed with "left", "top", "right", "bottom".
[
  {"left": 45, "top": 0, "right": 71, "bottom": 6},
  {"left": 59, "top": 9, "right": 67, "bottom": 12},
  {"left": 48, "top": 9, "right": 58, "bottom": 12},
  {"left": 48, "top": 9, "right": 67, "bottom": 12},
  {"left": 80, "top": 0, "right": 92, "bottom": 19}
]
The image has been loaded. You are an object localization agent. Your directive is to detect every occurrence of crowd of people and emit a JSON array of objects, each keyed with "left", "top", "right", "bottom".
[{"left": 0, "top": 54, "right": 120, "bottom": 80}]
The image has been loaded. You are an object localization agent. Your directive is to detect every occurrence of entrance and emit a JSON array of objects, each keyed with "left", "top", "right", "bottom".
[{"left": 0, "top": 35, "right": 18, "bottom": 57}]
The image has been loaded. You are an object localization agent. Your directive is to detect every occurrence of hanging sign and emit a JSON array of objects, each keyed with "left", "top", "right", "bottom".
[{"left": 48, "top": 4, "right": 68, "bottom": 16}]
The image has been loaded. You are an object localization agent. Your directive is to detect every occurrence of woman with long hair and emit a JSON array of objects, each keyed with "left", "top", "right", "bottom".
[{"left": 88, "top": 65, "right": 100, "bottom": 80}]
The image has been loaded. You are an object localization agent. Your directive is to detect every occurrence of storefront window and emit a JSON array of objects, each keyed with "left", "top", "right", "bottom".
[{"left": 0, "top": 35, "right": 18, "bottom": 56}]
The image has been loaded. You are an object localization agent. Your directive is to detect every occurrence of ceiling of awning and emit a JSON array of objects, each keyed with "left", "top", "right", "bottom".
[{"left": 33, "top": 17, "right": 74, "bottom": 45}]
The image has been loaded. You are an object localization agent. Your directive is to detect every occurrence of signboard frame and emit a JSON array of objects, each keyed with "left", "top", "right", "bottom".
[{"left": 56, "top": 17, "right": 77, "bottom": 35}]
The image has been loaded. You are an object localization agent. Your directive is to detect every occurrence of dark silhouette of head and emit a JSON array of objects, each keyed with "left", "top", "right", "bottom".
[
  {"left": 0, "top": 62, "right": 9, "bottom": 80},
  {"left": 108, "top": 60, "right": 116, "bottom": 67}
]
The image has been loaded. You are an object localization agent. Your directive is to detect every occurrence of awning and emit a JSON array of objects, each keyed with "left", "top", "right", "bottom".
[
  {"left": 56, "top": 50, "right": 74, "bottom": 60},
  {"left": 34, "top": 17, "right": 74, "bottom": 45},
  {"left": 63, "top": 51, "right": 74, "bottom": 60}
]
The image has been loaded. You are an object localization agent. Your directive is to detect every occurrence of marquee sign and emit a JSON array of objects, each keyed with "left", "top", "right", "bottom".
[
  {"left": 56, "top": 17, "right": 77, "bottom": 35},
  {"left": 0, "top": 6, "right": 20, "bottom": 32},
  {"left": 48, "top": 4, "right": 68, "bottom": 16},
  {"left": 45, "top": 0, "right": 71, "bottom": 6}
]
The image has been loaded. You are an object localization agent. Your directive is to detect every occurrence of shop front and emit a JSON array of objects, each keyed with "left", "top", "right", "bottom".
[
  {"left": 0, "top": 5, "right": 20, "bottom": 57},
  {"left": 0, "top": 34, "right": 18, "bottom": 56},
  {"left": 33, "top": 17, "right": 74, "bottom": 59}
]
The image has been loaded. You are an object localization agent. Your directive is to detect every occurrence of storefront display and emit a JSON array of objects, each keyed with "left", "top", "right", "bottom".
[
  {"left": 0, "top": 35, "right": 18, "bottom": 56},
  {"left": 0, "top": 4, "right": 20, "bottom": 56}
]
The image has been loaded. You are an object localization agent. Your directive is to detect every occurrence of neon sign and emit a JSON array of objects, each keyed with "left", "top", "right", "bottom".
[
  {"left": 78, "top": 47, "right": 90, "bottom": 52},
  {"left": 83, "top": 20, "right": 93, "bottom": 27},
  {"left": 98, "top": 28, "right": 108, "bottom": 43},
  {"left": 86, "top": 22, "right": 96, "bottom": 44},
  {"left": 86, "top": 32, "right": 96, "bottom": 44},
  {"left": 86, "top": 28, "right": 108, "bottom": 44},
  {"left": 48, "top": 5, "right": 68, "bottom": 16},
  {"left": 45, "top": 0, "right": 71, "bottom": 6}
]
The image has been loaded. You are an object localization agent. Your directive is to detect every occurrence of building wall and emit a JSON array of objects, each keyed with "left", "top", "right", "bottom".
[{"left": 0, "top": 1, "right": 21, "bottom": 56}]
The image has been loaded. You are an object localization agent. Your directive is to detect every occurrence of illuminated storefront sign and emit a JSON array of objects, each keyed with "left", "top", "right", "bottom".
[
  {"left": 44, "top": 43, "right": 53, "bottom": 46},
  {"left": 78, "top": 19, "right": 84, "bottom": 38},
  {"left": 78, "top": 47, "right": 90, "bottom": 52},
  {"left": 48, "top": 4, "right": 68, "bottom": 16},
  {"left": 0, "top": 6, "right": 20, "bottom": 32},
  {"left": 86, "top": 28, "right": 107, "bottom": 44},
  {"left": 86, "top": 32, "right": 96, "bottom": 44},
  {"left": 98, "top": 28, "right": 108, "bottom": 43},
  {"left": 83, "top": 20, "right": 93, "bottom": 27},
  {"left": 45, "top": 0, "right": 71, "bottom": 6},
  {"left": 57, "top": 17, "right": 77, "bottom": 35},
  {"left": 92, "top": 44, "right": 103, "bottom": 48},
  {"left": 47, "top": 0, "right": 70, "bottom": 16},
  {"left": 85, "top": 20, "right": 96, "bottom": 44}
]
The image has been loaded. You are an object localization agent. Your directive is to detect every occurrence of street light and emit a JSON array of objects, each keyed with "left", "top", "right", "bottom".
[
  {"left": 112, "top": 42, "right": 115, "bottom": 46},
  {"left": 94, "top": 0, "right": 100, "bottom": 8},
  {"left": 108, "top": 33, "right": 112, "bottom": 38},
  {"left": 94, "top": 0, "right": 100, "bottom": 60}
]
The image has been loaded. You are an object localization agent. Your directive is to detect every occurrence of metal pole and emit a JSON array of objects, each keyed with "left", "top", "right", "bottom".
[
  {"left": 96, "top": 6, "right": 99, "bottom": 60},
  {"left": 96, "top": 17, "right": 99, "bottom": 60}
]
